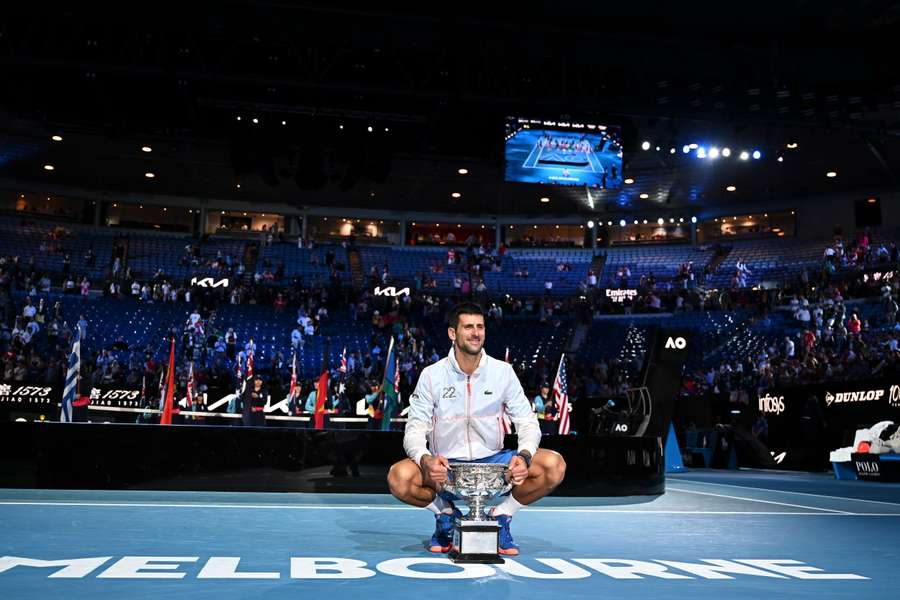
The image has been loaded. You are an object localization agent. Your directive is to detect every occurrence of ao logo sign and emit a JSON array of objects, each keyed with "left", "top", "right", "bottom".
[
  {"left": 664, "top": 337, "right": 687, "bottom": 350},
  {"left": 191, "top": 277, "right": 229, "bottom": 288},
  {"left": 758, "top": 393, "right": 786, "bottom": 415},
  {"left": 374, "top": 286, "right": 410, "bottom": 297}
]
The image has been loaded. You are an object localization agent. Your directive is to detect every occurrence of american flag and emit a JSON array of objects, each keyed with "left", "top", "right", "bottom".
[
  {"left": 60, "top": 327, "right": 81, "bottom": 422},
  {"left": 554, "top": 355, "right": 571, "bottom": 435}
]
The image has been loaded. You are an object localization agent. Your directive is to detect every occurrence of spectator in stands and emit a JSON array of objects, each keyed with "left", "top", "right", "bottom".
[
  {"left": 274, "top": 293, "right": 287, "bottom": 313},
  {"left": 784, "top": 336, "right": 795, "bottom": 358},
  {"left": 847, "top": 312, "right": 862, "bottom": 335},
  {"left": 544, "top": 278, "right": 553, "bottom": 296},
  {"left": 22, "top": 298, "right": 36, "bottom": 322}
]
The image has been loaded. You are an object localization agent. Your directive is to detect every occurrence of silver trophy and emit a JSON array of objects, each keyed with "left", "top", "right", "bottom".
[{"left": 441, "top": 462, "right": 513, "bottom": 564}]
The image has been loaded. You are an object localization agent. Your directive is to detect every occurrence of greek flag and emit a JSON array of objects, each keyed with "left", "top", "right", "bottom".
[{"left": 60, "top": 327, "right": 81, "bottom": 423}]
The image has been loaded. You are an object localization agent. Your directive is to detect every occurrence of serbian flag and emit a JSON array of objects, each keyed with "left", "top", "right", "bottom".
[
  {"left": 160, "top": 338, "right": 176, "bottom": 425},
  {"left": 245, "top": 348, "right": 254, "bottom": 389},
  {"left": 381, "top": 337, "right": 400, "bottom": 431},
  {"left": 313, "top": 370, "right": 329, "bottom": 429},
  {"left": 500, "top": 347, "right": 513, "bottom": 434}
]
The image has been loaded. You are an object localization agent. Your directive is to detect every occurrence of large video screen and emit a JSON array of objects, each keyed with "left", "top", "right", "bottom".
[{"left": 504, "top": 117, "right": 623, "bottom": 188}]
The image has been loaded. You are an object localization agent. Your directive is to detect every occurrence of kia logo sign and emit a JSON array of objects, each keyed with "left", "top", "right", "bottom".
[
  {"left": 191, "top": 277, "right": 229, "bottom": 288},
  {"left": 374, "top": 286, "right": 410, "bottom": 297},
  {"left": 664, "top": 336, "right": 687, "bottom": 350},
  {"left": 758, "top": 393, "right": 786, "bottom": 415}
]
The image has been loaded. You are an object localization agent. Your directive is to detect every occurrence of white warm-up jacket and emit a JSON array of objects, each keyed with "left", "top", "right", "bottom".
[{"left": 403, "top": 348, "right": 542, "bottom": 465}]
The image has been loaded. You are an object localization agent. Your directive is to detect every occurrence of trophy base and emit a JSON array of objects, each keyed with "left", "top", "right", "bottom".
[{"left": 448, "top": 520, "right": 504, "bottom": 564}]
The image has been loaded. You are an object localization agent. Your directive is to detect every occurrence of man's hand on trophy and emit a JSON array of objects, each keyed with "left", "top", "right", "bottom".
[
  {"left": 507, "top": 455, "right": 529, "bottom": 485},
  {"left": 421, "top": 454, "right": 450, "bottom": 486}
]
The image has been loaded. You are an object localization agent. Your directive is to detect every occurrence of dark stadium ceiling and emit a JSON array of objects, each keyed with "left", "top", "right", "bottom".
[{"left": 1, "top": 1, "right": 899, "bottom": 217}]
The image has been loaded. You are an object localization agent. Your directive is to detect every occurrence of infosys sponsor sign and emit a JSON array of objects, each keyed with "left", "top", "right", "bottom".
[{"left": 0, "top": 555, "right": 868, "bottom": 581}]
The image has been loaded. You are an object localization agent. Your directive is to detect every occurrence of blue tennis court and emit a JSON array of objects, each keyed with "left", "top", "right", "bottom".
[{"left": 2, "top": 470, "right": 896, "bottom": 599}]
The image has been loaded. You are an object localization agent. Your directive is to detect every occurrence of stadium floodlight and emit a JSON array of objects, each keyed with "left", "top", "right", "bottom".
[
  {"left": 691, "top": 216, "right": 698, "bottom": 223},
  {"left": 587, "top": 220, "right": 595, "bottom": 228},
  {"left": 619, "top": 219, "right": 627, "bottom": 227},
  {"left": 739, "top": 151, "right": 750, "bottom": 161},
  {"left": 633, "top": 219, "right": 639, "bottom": 225},
  {"left": 51, "top": 135, "right": 63, "bottom": 142},
  {"left": 722, "top": 147, "right": 731, "bottom": 157},
  {"left": 657, "top": 218, "right": 664, "bottom": 225},
  {"left": 669, "top": 218, "right": 675, "bottom": 223},
  {"left": 607, "top": 221, "right": 613, "bottom": 226},
  {"left": 367, "top": 126, "right": 373, "bottom": 132},
  {"left": 777, "top": 156, "right": 784, "bottom": 162},
  {"left": 682, "top": 145, "right": 691, "bottom": 154},
  {"left": 696, "top": 147, "right": 707, "bottom": 158},
  {"left": 708, "top": 147, "right": 720, "bottom": 159},
  {"left": 826, "top": 171, "right": 837, "bottom": 178},
  {"left": 752, "top": 150, "right": 762, "bottom": 160},
  {"left": 670, "top": 148, "right": 676, "bottom": 154},
  {"left": 252, "top": 118, "right": 259, "bottom": 124},
  {"left": 641, "top": 141, "right": 651, "bottom": 150}
]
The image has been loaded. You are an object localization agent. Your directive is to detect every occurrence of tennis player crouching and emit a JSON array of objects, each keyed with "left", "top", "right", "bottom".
[{"left": 388, "top": 302, "right": 567, "bottom": 555}]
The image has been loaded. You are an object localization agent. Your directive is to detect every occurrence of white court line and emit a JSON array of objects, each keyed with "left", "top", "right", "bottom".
[
  {"left": 666, "top": 486, "right": 852, "bottom": 514},
  {"left": 2, "top": 501, "right": 899, "bottom": 516},
  {"left": 668, "top": 477, "right": 900, "bottom": 508},
  {"left": 521, "top": 138, "right": 541, "bottom": 168}
]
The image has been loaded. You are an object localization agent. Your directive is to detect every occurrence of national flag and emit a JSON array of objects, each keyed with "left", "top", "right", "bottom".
[
  {"left": 186, "top": 362, "right": 194, "bottom": 409},
  {"left": 381, "top": 337, "right": 400, "bottom": 431},
  {"left": 314, "top": 370, "right": 329, "bottom": 429},
  {"left": 157, "top": 369, "right": 165, "bottom": 410},
  {"left": 554, "top": 355, "right": 571, "bottom": 435},
  {"left": 339, "top": 347, "right": 347, "bottom": 374},
  {"left": 245, "top": 348, "right": 254, "bottom": 387},
  {"left": 160, "top": 338, "right": 176, "bottom": 425},
  {"left": 60, "top": 326, "right": 81, "bottom": 423}
]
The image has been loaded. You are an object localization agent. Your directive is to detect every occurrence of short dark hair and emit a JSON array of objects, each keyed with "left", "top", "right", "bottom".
[{"left": 447, "top": 302, "right": 485, "bottom": 330}]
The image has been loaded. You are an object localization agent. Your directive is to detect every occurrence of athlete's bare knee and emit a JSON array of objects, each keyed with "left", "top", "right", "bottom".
[
  {"left": 388, "top": 459, "right": 422, "bottom": 501},
  {"left": 536, "top": 450, "right": 566, "bottom": 488}
]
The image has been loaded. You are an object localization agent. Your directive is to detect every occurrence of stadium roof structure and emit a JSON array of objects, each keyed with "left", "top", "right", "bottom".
[{"left": 1, "top": 1, "right": 899, "bottom": 216}]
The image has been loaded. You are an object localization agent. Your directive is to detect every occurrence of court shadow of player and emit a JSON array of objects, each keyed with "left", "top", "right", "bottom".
[{"left": 336, "top": 516, "right": 576, "bottom": 554}]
